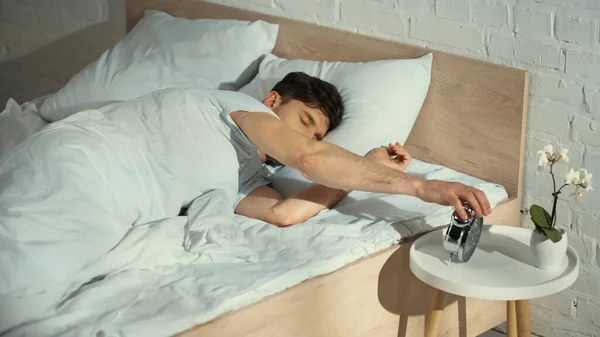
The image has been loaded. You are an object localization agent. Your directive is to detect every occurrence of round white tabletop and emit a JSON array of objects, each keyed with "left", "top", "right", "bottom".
[{"left": 409, "top": 225, "right": 579, "bottom": 301}]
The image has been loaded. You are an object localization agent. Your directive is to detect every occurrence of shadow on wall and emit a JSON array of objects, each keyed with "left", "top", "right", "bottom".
[{"left": 0, "top": 0, "right": 126, "bottom": 104}]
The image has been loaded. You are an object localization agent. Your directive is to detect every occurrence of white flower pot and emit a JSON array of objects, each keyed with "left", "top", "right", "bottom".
[{"left": 530, "top": 229, "right": 568, "bottom": 270}]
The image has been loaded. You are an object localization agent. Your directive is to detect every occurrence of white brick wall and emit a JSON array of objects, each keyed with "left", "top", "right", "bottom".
[
  {"left": 1, "top": 0, "right": 600, "bottom": 335},
  {"left": 435, "top": 0, "right": 468, "bottom": 21},
  {"left": 410, "top": 17, "right": 484, "bottom": 50},
  {"left": 472, "top": 3, "right": 508, "bottom": 28},
  {"left": 342, "top": 0, "right": 405, "bottom": 34},
  {"left": 584, "top": 86, "right": 600, "bottom": 115},
  {"left": 514, "top": 8, "right": 552, "bottom": 38},
  {"left": 515, "top": 40, "right": 562, "bottom": 69},
  {"left": 555, "top": 14, "right": 595, "bottom": 44},
  {"left": 566, "top": 49, "right": 600, "bottom": 76}
]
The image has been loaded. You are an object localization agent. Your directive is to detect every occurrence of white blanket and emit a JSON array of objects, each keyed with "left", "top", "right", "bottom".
[{"left": 0, "top": 89, "right": 508, "bottom": 337}]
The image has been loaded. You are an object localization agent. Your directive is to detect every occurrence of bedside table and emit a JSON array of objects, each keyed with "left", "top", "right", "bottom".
[{"left": 409, "top": 225, "right": 579, "bottom": 337}]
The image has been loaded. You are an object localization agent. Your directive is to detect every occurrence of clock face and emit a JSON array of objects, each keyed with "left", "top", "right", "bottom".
[{"left": 462, "top": 219, "right": 483, "bottom": 262}]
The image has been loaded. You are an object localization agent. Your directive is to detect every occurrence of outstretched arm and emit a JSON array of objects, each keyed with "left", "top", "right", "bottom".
[
  {"left": 230, "top": 111, "right": 491, "bottom": 220},
  {"left": 235, "top": 144, "right": 412, "bottom": 227}
]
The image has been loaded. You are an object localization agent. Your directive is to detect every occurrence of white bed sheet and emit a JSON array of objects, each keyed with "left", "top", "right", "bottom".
[{"left": 4, "top": 159, "right": 507, "bottom": 337}]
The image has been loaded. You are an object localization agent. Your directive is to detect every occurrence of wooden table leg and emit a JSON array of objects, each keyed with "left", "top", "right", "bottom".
[
  {"left": 516, "top": 300, "right": 531, "bottom": 337},
  {"left": 425, "top": 289, "right": 447, "bottom": 337},
  {"left": 507, "top": 301, "right": 517, "bottom": 337}
]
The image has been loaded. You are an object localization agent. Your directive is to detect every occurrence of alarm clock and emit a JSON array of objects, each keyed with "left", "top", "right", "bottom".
[{"left": 442, "top": 203, "right": 483, "bottom": 264}]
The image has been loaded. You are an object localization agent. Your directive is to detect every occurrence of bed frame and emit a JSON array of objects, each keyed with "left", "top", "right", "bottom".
[{"left": 126, "top": 1, "right": 529, "bottom": 336}]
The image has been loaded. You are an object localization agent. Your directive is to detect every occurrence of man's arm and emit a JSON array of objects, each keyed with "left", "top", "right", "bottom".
[
  {"left": 230, "top": 111, "right": 491, "bottom": 219},
  {"left": 235, "top": 184, "right": 350, "bottom": 227},
  {"left": 236, "top": 145, "right": 410, "bottom": 227}
]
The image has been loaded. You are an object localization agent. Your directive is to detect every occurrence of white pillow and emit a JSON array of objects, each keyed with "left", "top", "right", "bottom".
[
  {"left": 239, "top": 53, "right": 433, "bottom": 196},
  {"left": 40, "top": 10, "right": 279, "bottom": 122}
]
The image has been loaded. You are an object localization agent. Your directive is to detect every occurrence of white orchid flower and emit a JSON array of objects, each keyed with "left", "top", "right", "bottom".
[
  {"left": 537, "top": 144, "right": 569, "bottom": 167},
  {"left": 572, "top": 186, "right": 583, "bottom": 198},
  {"left": 565, "top": 169, "right": 580, "bottom": 185},
  {"left": 567, "top": 168, "right": 593, "bottom": 197},
  {"left": 538, "top": 150, "right": 549, "bottom": 167},
  {"left": 580, "top": 169, "right": 592, "bottom": 185},
  {"left": 559, "top": 146, "right": 569, "bottom": 163},
  {"left": 580, "top": 169, "right": 593, "bottom": 191}
]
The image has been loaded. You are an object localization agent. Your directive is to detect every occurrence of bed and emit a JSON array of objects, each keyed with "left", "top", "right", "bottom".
[{"left": 123, "top": 1, "right": 528, "bottom": 337}]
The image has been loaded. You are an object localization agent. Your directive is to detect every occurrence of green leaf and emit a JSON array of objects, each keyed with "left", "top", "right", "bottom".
[
  {"left": 542, "top": 227, "right": 563, "bottom": 243},
  {"left": 530, "top": 204, "right": 552, "bottom": 229}
]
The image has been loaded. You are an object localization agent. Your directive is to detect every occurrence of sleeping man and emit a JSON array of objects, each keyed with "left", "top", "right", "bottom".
[
  {"left": 233, "top": 72, "right": 491, "bottom": 225},
  {"left": 0, "top": 71, "right": 490, "bottom": 305}
]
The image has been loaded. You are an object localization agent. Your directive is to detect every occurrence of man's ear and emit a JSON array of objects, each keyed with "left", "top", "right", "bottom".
[{"left": 262, "top": 91, "right": 282, "bottom": 109}]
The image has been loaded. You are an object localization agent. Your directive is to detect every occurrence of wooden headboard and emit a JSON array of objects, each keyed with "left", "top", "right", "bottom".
[{"left": 127, "top": 0, "right": 528, "bottom": 200}]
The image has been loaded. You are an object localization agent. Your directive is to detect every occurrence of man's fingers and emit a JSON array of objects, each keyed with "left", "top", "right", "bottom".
[
  {"left": 393, "top": 148, "right": 412, "bottom": 164},
  {"left": 393, "top": 150, "right": 408, "bottom": 159},
  {"left": 380, "top": 143, "right": 412, "bottom": 170},
  {"left": 387, "top": 144, "right": 407, "bottom": 158},
  {"left": 391, "top": 145, "right": 408, "bottom": 156},
  {"left": 463, "top": 192, "right": 484, "bottom": 218},
  {"left": 383, "top": 146, "right": 395, "bottom": 156},
  {"left": 452, "top": 198, "right": 468, "bottom": 220},
  {"left": 393, "top": 146, "right": 407, "bottom": 155},
  {"left": 474, "top": 189, "right": 492, "bottom": 216}
]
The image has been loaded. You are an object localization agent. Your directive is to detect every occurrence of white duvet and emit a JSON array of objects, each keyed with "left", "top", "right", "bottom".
[{"left": 0, "top": 89, "right": 508, "bottom": 337}]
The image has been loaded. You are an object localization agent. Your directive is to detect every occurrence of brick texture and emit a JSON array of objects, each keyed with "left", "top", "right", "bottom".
[
  {"left": 487, "top": 33, "right": 513, "bottom": 58},
  {"left": 435, "top": 0, "right": 469, "bottom": 21},
  {"left": 583, "top": 86, "right": 600, "bottom": 115},
  {"left": 514, "top": 40, "right": 561, "bottom": 68},
  {"left": 276, "top": 0, "right": 338, "bottom": 22},
  {"left": 530, "top": 74, "right": 583, "bottom": 103},
  {"left": 399, "top": 0, "right": 434, "bottom": 13},
  {"left": 342, "top": 0, "right": 405, "bottom": 34},
  {"left": 565, "top": 50, "right": 600, "bottom": 76},
  {"left": 2, "top": 0, "right": 600, "bottom": 336},
  {"left": 410, "top": 17, "right": 483, "bottom": 50},
  {"left": 578, "top": 299, "right": 600, "bottom": 328},
  {"left": 472, "top": 3, "right": 508, "bottom": 27},
  {"left": 555, "top": 14, "right": 594, "bottom": 44},
  {"left": 529, "top": 98, "right": 572, "bottom": 138},
  {"left": 571, "top": 115, "right": 600, "bottom": 146},
  {"left": 514, "top": 8, "right": 552, "bottom": 38}
]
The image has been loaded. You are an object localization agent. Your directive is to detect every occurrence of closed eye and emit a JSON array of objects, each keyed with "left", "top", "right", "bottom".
[{"left": 300, "top": 117, "right": 307, "bottom": 126}]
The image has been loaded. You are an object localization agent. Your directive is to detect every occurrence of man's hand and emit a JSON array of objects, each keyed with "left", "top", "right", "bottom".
[
  {"left": 416, "top": 180, "right": 492, "bottom": 219},
  {"left": 366, "top": 144, "right": 489, "bottom": 219},
  {"left": 365, "top": 142, "right": 412, "bottom": 172}
]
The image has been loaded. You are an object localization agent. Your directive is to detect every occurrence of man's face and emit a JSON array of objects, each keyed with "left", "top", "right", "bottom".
[{"left": 262, "top": 91, "right": 329, "bottom": 141}]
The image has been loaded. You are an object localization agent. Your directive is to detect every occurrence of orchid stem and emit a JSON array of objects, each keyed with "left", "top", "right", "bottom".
[
  {"left": 550, "top": 161, "right": 558, "bottom": 228},
  {"left": 556, "top": 183, "right": 569, "bottom": 194}
]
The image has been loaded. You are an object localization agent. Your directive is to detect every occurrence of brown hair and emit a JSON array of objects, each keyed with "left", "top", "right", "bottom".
[{"left": 271, "top": 72, "right": 344, "bottom": 133}]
